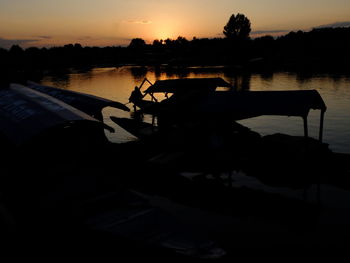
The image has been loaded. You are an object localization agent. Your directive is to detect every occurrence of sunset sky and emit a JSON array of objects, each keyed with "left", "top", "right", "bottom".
[{"left": 0, "top": 0, "right": 349, "bottom": 48}]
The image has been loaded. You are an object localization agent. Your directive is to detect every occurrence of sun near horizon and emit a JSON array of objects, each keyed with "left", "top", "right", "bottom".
[{"left": 0, "top": 0, "right": 350, "bottom": 49}]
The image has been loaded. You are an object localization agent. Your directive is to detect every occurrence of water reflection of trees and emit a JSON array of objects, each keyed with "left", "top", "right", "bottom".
[
  {"left": 224, "top": 71, "right": 251, "bottom": 91},
  {"left": 153, "top": 66, "right": 162, "bottom": 79},
  {"left": 294, "top": 71, "right": 350, "bottom": 86},
  {"left": 43, "top": 69, "right": 71, "bottom": 89},
  {"left": 259, "top": 72, "right": 273, "bottom": 81},
  {"left": 164, "top": 67, "right": 190, "bottom": 79},
  {"left": 131, "top": 65, "right": 255, "bottom": 90},
  {"left": 129, "top": 66, "right": 148, "bottom": 82}
]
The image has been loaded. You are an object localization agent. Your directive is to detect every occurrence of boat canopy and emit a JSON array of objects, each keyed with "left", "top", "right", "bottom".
[
  {"left": 27, "top": 81, "right": 130, "bottom": 120},
  {"left": 144, "top": 78, "right": 231, "bottom": 94},
  {"left": 203, "top": 90, "right": 326, "bottom": 118},
  {"left": 202, "top": 90, "right": 327, "bottom": 141},
  {"left": 0, "top": 84, "right": 113, "bottom": 145}
]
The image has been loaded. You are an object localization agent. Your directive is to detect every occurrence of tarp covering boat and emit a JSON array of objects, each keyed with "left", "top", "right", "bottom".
[
  {"left": 144, "top": 78, "right": 231, "bottom": 94},
  {"left": 200, "top": 89, "right": 327, "bottom": 141},
  {"left": 201, "top": 90, "right": 326, "bottom": 119},
  {"left": 0, "top": 84, "right": 113, "bottom": 145},
  {"left": 27, "top": 81, "right": 130, "bottom": 120},
  {"left": 110, "top": 116, "right": 158, "bottom": 139}
]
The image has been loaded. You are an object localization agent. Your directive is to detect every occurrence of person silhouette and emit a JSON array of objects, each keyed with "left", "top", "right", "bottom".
[{"left": 129, "top": 86, "right": 145, "bottom": 110}]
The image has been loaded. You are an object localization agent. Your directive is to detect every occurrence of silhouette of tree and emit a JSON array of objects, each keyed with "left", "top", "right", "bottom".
[
  {"left": 74, "top": 43, "right": 82, "bottom": 49},
  {"left": 9, "top": 45, "right": 24, "bottom": 55},
  {"left": 164, "top": 38, "right": 174, "bottom": 48},
  {"left": 128, "top": 38, "right": 146, "bottom": 49},
  {"left": 152, "top": 39, "right": 163, "bottom": 48},
  {"left": 175, "top": 36, "right": 189, "bottom": 46},
  {"left": 1, "top": 26, "right": 350, "bottom": 75},
  {"left": 223, "top": 13, "right": 251, "bottom": 40}
]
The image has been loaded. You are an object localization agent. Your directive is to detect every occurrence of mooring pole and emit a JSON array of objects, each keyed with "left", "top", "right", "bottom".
[
  {"left": 303, "top": 116, "right": 309, "bottom": 139},
  {"left": 319, "top": 110, "right": 325, "bottom": 142}
]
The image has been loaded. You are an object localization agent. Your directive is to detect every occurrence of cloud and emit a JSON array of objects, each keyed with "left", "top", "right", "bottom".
[
  {"left": 77, "top": 36, "right": 92, "bottom": 40},
  {"left": 0, "top": 37, "right": 37, "bottom": 49},
  {"left": 124, "top": 20, "right": 152, "bottom": 25},
  {"left": 36, "top": 35, "right": 53, "bottom": 39},
  {"left": 315, "top": 21, "right": 350, "bottom": 29}
]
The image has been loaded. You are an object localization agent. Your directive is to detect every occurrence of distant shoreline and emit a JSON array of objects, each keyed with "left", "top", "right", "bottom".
[{"left": 0, "top": 27, "right": 349, "bottom": 80}]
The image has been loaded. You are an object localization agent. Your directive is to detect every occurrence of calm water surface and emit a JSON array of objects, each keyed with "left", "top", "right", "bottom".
[
  {"left": 40, "top": 66, "right": 350, "bottom": 228},
  {"left": 40, "top": 66, "right": 350, "bottom": 153}
]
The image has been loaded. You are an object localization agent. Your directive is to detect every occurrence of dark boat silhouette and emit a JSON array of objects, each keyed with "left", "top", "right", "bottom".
[
  {"left": 128, "top": 77, "right": 232, "bottom": 115},
  {"left": 128, "top": 77, "right": 326, "bottom": 139},
  {"left": 3, "top": 81, "right": 349, "bottom": 251},
  {"left": 1, "top": 83, "right": 114, "bottom": 146},
  {"left": 122, "top": 77, "right": 350, "bottom": 195},
  {"left": 27, "top": 81, "right": 130, "bottom": 121},
  {"left": 0, "top": 83, "right": 226, "bottom": 259}
]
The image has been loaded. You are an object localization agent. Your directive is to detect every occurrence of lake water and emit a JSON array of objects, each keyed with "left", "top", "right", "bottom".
[
  {"left": 40, "top": 66, "right": 350, "bottom": 153},
  {"left": 39, "top": 66, "right": 350, "bottom": 231}
]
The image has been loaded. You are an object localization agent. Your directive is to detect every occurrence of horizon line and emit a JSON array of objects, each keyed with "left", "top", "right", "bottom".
[{"left": 1, "top": 24, "right": 350, "bottom": 50}]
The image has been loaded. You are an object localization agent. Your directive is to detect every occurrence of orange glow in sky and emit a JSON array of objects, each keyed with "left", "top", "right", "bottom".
[{"left": 0, "top": 0, "right": 349, "bottom": 48}]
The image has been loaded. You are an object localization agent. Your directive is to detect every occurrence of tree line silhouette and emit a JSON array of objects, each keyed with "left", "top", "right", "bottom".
[{"left": 1, "top": 18, "right": 350, "bottom": 85}]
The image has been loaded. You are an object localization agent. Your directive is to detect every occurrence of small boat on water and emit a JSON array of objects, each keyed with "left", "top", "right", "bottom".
[
  {"left": 0, "top": 83, "right": 114, "bottom": 146},
  {"left": 2, "top": 80, "right": 349, "bottom": 250},
  {"left": 27, "top": 81, "right": 130, "bottom": 121},
  {"left": 121, "top": 77, "right": 350, "bottom": 194},
  {"left": 128, "top": 77, "right": 326, "bottom": 141},
  {"left": 128, "top": 77, "right": 232, "bottom": 115}
]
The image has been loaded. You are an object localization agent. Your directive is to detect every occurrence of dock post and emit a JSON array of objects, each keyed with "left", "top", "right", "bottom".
[
  {"left": 319, "top": 110, "right": 325, "bottom": 142},
  {"left": 303, "top": 116, "right": 308, "bottom": 139}
]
